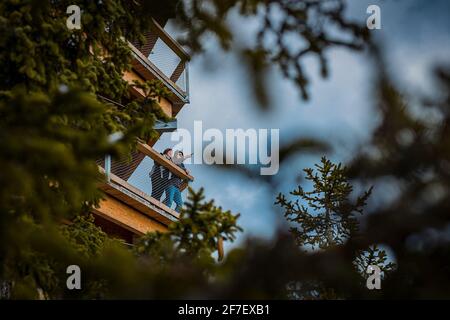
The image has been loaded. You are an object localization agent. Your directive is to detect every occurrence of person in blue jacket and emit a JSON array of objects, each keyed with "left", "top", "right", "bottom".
[{"left": 164, "top": 150, "right": 191, "bottom": 212}]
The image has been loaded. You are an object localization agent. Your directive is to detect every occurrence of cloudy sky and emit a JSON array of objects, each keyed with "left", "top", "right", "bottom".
[{"left": 149, "top": 0, "right": 450, "bottom": 249}]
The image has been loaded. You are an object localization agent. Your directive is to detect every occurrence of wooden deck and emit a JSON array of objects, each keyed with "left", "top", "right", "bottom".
[
  {"left": 93, "top": 194, "right": 168, "bottom": 236},
  {"left": 95, "top": 166, "right": 181, "bottom": 235}
]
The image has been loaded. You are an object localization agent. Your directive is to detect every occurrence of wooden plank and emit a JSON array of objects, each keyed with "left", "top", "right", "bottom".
[
  {"left": 123, "top": 70, "right": 146, "bottom": 97},
  {"left": 150, "top": 18, "right": 190, "bottom": 60},
  {"left": 137, "top": 142, "right": 194, "bottom": 182},
  {"left": 158, "top": 97, "right": 173, "bottom": 118},
  {"left": 93, "top": 195, "right": 167, "bottom": 235},
  {"left": 170, "top": 60, "right": 185, "bottom": 83},
  {"left": 99, "top": 182, "right": 176, "bottom": 226}
]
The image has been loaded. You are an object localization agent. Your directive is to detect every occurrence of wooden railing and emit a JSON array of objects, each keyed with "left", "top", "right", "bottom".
[
  {"left": 126, "top": 18, "right": 190, "bottom": 104},
  {"left": 98, "top": 142, "right": 193, "bottom": 220},
  {"left": 137, "top": 141, "right": 194, "bottom": 184}
]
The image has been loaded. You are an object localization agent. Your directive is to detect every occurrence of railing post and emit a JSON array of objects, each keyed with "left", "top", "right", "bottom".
[
  {"left": 185, "top": 61, "right": 190, "bottom": 100},
  {"left": 105, "top": 154, "right": 111, "bottom": 182}
]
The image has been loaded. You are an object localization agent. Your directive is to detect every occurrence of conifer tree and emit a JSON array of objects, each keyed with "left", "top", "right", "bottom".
[
  {"left": 135, "top": 188, "right": 242, "bottom": 267},
  {"left": 276, "top": 157, "right": 371, "bottom": 249},
  {"left": 276, "top": 157, "right": 394, "bottom": 298}
]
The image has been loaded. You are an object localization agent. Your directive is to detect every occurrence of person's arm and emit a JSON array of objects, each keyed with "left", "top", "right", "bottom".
[
  {"left": 182, "top": 154, "right": 192, "bottom": 161},
  {"left": 177, "top": 162, "right": 190, "bottom": 176}
]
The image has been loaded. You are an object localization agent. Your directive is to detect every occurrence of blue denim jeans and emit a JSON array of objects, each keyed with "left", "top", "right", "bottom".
[{"left": 164, "top": 185, "right": 183, "bottom": 212}]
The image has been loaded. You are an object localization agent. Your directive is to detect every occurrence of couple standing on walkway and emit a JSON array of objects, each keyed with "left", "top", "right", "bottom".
[{"left": 149, "top": 148, "right": 191, "bottom": 212}]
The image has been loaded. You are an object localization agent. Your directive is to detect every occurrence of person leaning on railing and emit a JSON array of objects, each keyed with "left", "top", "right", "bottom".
[
  {"left": 163, "top": 151, "right": 191, "bottom": 213},
  {"left": 149, "top": 148, "right": 172, "bottom": 201}
]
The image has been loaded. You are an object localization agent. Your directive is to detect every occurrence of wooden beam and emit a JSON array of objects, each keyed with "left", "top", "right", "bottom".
[
  {"left": 123, "top": 70, "right": 147, "bottom": 99},
  {"left": 93, "top": 194, "right": 168, "bottom": 235},
  {"left": 170, "top": 60, "right": 185, "bottom": 83},
  {"left": 149, "top": 18, "right": 190, "bottom": 61},
  {"left": 136, "top": 142, "right": 194, "bottom": 182}
]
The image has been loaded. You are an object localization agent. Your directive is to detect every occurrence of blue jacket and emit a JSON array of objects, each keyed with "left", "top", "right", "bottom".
[{"left": 168, "top": 162, "right": 188, "bottom": 189}]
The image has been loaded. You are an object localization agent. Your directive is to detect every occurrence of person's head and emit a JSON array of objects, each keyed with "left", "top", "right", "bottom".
[
  {"left": 173, "top": 150, "right": 184, "bottom": 164},
  {"left": 163, "top": 148, "right": 173, "bottom": 157}
]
